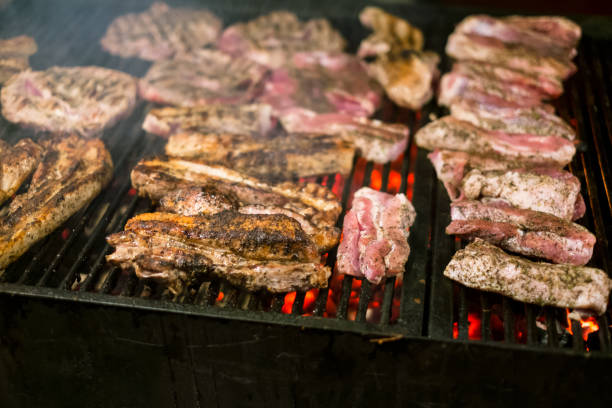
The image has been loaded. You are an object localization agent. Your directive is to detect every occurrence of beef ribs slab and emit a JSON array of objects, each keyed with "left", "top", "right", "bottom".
[
  {"left": 101, "top": 2, "right": 221, "bottom": 61},
  {"left": 444, "top": 239, "right": 611, "bottom": 315}
]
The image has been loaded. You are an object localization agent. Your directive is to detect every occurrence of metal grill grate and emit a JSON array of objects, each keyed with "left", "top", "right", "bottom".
[{"left": 0, "top": 0, "right": 610, "bottom": 355}]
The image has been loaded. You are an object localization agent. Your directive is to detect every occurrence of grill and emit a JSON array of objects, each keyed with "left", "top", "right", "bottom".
[{"left": 1, "top": 0, "right": 611, "bottom": 360}]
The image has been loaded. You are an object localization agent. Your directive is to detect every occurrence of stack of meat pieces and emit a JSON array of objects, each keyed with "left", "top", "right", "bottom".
[
  {"left": 131, "top": 8, "right": 412, "bottom": 165},
  {"left": 416, "top": 15, "right": 612, "bottom": 315}
]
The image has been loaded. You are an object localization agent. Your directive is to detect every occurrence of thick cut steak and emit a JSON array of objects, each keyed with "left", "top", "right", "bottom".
[
  {"left": 444, "top": 239, "right": 611, "bottom": 315},
  {"left": 139, "top": 49, "right": 268, "bottom": 107},
  {"left": 100, "top": 2, "right": 221, "bottom": 61},
  {"left": 0, "top": 35, "right": 36, "bottom": 84},
  {"left": 447, "top": 200, "right": 595, "bottom": 265},
  {"left": 0, "top": 138, "right": 44, "bottom": 205},
  {"left": 337, "top": 187, "right": 416, "bottom": 284},
  {"left": 218, "top": 11, "right": 346, "bottom": 68},
  {"left": 1, "top": 66, "right": 138, "bottom": 137}
]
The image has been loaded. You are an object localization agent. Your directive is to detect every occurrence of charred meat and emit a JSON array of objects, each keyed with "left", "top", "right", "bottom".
[
  {"left": 0, "top": 138, "right": 44, "bottom": 205},
  {"left": 0, "top": 35, "right": 36, "bottom": 84},
  {"left": 218, "top": 11, "right": 346, "bottom": 68},
  {"left": 107, "top": 211, "right": 331, "bottom": 294},
  {"left": 447, "top": 200, "right": 595, "bottom": 265},
  {"left": 100, "top": 2, "right": 221, "bottom": 61},
  {"left": 1, "top": 66, "right": 138, "bottom": 137},
  {"left": 0, "top": 135, "right": 113, "bottom": 269},
  {"left": 444, "top": 239, "right": 611, "bottom": 315},
  {"left": 139, "top": 49, "right": 268, "bottom": 107},
  {"left": 337, "top": 187, "right": 416, "bottom": 284}
]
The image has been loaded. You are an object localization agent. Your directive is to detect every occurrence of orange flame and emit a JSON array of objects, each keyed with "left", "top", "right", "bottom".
[{"left": 566, "top": 309, "right": 600, "bottom": 342}]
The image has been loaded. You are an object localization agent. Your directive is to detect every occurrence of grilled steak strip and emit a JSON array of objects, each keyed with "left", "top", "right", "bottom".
[
  {"left": 415, "top": 116, "right": 575, "bottom": 167},
  {"left": 1, "top": 66, "right": 138, "bottom": 138},
  {"left": 100, "top": 2, "right": 221, "bottom": 61},
  {"left": 0, "top": 136, "right": 113, "bottom": 269},
  {"left": 107, "top": 212, "right": 332, "bottom": 294},
  {"left": 444, "top": 239, "right": 612, "bottom": 315},
  {"left": 139, "top": 50, "right": 268, "bottom": 107},
  {"left": 218, "top": 11, "right": 346, "bottom": 68},
  {"left": 0, "top": 138, "right": 44, "bottom": 205},
  {"left": 131, "top": 158, "right": 341, "bottom": 251},
  {"left": 461, "top": 168, "right": 582, "bottom": 221},
  {"left": 0, "top": 35, "right": 37, "bottom": 84},
  {"left": 159, "top": 186, "right": 239, "bottom": 216},
  {"left": 142, "top": 104, "right": 277, "bottom": 139},
  {"left": 447, "top": 200, "right": 596, "bottom": 265},
  {"left": 165, "top": 132, "right": 355, "bottom": 182}
]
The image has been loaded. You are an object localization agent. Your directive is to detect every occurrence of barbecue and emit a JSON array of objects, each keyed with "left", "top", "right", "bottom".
[{"left": 0, "top": 2, "right": 611, "bottom": 406}]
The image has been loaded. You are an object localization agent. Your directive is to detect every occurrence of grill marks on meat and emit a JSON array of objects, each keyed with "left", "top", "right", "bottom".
[
  {"left": 1, "top": 66, "right": 138, "bottom": 137},
  {"left": 218, "top": 11, "right": 346, "bottom": 68},
  {"left": 100, "top": 2, "right": 221, "bottom": 61},
  {"left": 416, "top": 116, "right": 575, "bottom": 168},
  {"left": 107, "top": 212, "right": 331, "bottom": 294},
  {"left": 139, "top": 50, "right": 267, "bottom": 107},
  {"left": 337, "top": 187, "right": 416, "bottom": 284},
  {"left": 0, "top": 138, "right": 43, "bottom": 205},
  {"left": 357, "top": 7, "right": 439, "bottom": 110},
  {"left": 444, "top": 239, "right": 611, "bottom": 315},
  {"left": 447, "top": 200, "right": 595, "bottom": 265},
  {"left": 165, "top": 132, "right": 355, "bottom": 182},
  {"left": 159, "top": 185, "right": 239, "bottom": 216},
  {"left": 0, "top": 35, "right": 37, "bottom": 84},
  {"left": 0, "top": 136, "right": 113, "bottom": 269},
  {"left": 142, "top": 104, "right": 276, "bottom": 139},
  {"left": 131, "top": 158, "right": 341, "bottom": 252},
  {"left": 461, "top": 169, "right": 582, "bottom": 221}
]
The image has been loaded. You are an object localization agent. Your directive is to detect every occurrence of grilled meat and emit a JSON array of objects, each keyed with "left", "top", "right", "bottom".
[
  {"left": 0, "top": 135, "right": 113, "bottom": 269},
  {"left": 357, "top": 7, "right": 439, "bottom": 110},
  {"left": 280, "top": 111, "right": 409, "bottom": 164},
  {"left": 357, "top": 6, "right": 424, "bottom": 57},
  {"left": 453, "top": 15, "right": 580, "bottom": 61},
  {"left": 444, "top": 239, "right": 611, "bottom": 315},
  {"left": 165, "top": 132, "right": 355, "bottom": 182},
  {"left": 0, "top": 138, "right": 44, "bottom": 205},
  {"left": 142, "top": 104, "right": 277, "bottom": 139},
  {"left": 415, "top": 116, "right": 575, "bottom": 167},
  {"left": 366, "top": 51, "right": 439, "bottom": 110},
  {"left": 131, "top": 158, "right": 341, "bottom": 251},
  {"left": 1, "top": 66, "right": 138, "bottom": 137},
  {"left": 159, "top": 185, "right": 239, "bottom": 216},
  {"left": 447, "top": 200, "right": 595, "bottom": 265},
  {"left": 218, "top": 11, "right": 346, "bottom": 68},
  {"left": 139, "top": 49, "right": 267, "bottom": 107},
  {"left": 100, "top": 2, "right": 221, "bottom": 61},
  {"left": 107, "top": 211, "right": 332, "bottom": 294},
  {"left": 0, "top": 35, "right": 37, "bottom": 84},
  {"left": 449, "top": 100, "right": 576, "bottom": 141},
  {"left": 439, "top": 62, "right": 563, "bottom": 108},
  {"left": 446, "top": 32, "right": 576, "bottom": 80},
  {"left": 461, "top": 168, "right": 582, "bottom": 221},
  {"left": 337, "top": 187, "right": 416, "bottom": 284}
]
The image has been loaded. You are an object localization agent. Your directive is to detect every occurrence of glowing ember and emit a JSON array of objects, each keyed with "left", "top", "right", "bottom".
[
  {"left": 565, "top": 309, "right": 600, "bottom": 341},
  {"left": 370, "top": 168, "right": 382, "bottom": 190},
  {"left": 61, "top": 228, "right": 70, "bottom": 240},
  {"left": 216, "top": 291, "right": 224, "bottom": 302},
  {"left": 282, "top": 291, "right": 297, "bottom": 314}
]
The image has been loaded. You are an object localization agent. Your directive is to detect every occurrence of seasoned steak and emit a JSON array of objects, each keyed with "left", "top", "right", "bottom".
[
  {"left": 1, "top": 66, "right": 138, "bottom": 137},
  {"left": 100, "top": 2, "right": 221, "bottom": 61},
  {"left": 139, "top": 49, "right": 268, "bottom": 107},
  {"left": 107, "top": 211, "right": 332, "bottom": 294},
  {"left": 444, "top": 239, "right": 611, "bottom": 315},
  {"left": 218, "top": 11, "right": 346, "bottom": 68},
  {"left": 447, "top": 200, "right": 596, "bottom": 265},
  {"left": 0, "top": 135, "right": 113, "bottom": 269},
  {"left": 0, "top": 35, "right": 37, "bottom": 84},
  {"left": 415, "top": 116, "right": 575, "bottom": 167},
  {"left": 357, "top": 6, "right": 424, "bottom": 57},
  {"left": 0, "top": 138, "right": 44, "bottom": 205},
  {"left": 337, "top": 187, "right": 416, "bottom": 284}
]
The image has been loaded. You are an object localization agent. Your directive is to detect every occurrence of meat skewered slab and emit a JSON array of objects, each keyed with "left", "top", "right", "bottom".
[{"left": 444, "top": 239, "right": 611, "bottom": 315}]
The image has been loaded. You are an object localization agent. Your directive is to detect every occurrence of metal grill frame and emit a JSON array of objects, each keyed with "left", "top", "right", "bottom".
[{"left": 0, "top": 0, "right": 611, "bottom": 356}]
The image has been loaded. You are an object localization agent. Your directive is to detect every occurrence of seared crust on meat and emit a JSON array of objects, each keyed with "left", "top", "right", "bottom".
[
  {"left": 0, "top": 135, "right": 113, "bottom": 269},
  {"left": 0, "top": 138, "right": 44, "bottom": 205},
  {"left": 0, "top": 35, "right": 37, "bottom": 84}
]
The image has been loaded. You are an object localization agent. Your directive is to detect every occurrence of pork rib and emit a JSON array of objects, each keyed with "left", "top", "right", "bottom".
[
  {"left": 447, "top": 200, "right": 595, "bottom": 265},
  {"left": 444, "top": 239, "right": 611, "bottom": 315}
]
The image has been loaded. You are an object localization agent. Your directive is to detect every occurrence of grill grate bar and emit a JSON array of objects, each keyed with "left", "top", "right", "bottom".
[
  {"left": 336, "top": 276, "right": 353, "bottom": 319},
  {"left": 571, "top": 319, "right": 584, "bottom": 351},
  {"left": 480, "top": 293, "right": 491, "bottom": 342},
  {"left": 502, "top": 298, "right": 515, "bottom": 344},
  {"left": 545, "top": 308, "right": 560, "bottom": 348},
  {"left": 457, "top": 285, "right": 468, "bottom": 340},
  {"left": 525, "top": 304, "right": 538, "bottom": 346}
]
